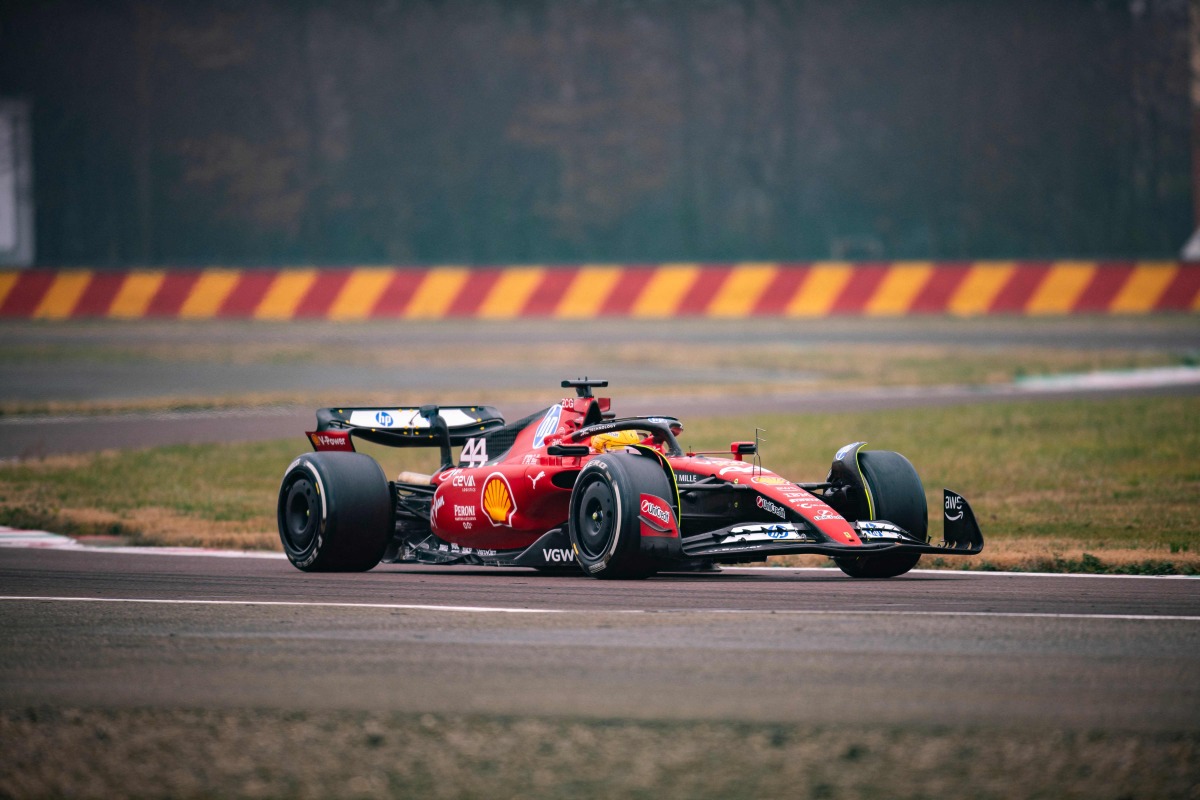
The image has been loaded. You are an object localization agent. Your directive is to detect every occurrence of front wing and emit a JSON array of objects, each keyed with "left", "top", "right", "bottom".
[{"left": 678, "top": 489, "right": 984, "bottom": 562}]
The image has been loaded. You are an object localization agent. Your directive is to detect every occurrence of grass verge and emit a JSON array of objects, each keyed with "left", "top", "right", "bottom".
[
  {"left": 1, "top": 709, "right": 1196, "bottom": 800},
  {"left": 0, "top": 394, "right": 1196, "bottom": 573}
]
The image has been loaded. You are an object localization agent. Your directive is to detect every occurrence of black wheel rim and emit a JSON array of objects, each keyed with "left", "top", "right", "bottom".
[
  {"left": 577, "top": 479, "right": 616, "bottom": 560},
  {"left": 283, "top": 476, "right": 320, "bottom": 550}
]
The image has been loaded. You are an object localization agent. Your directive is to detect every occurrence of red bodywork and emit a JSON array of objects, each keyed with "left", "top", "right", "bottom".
[
  {"left": 289, "top": 380, "right": 984, "bottom": 577},
  {"left": 352, "top": 392, "right": 864, "bottom": 553}
]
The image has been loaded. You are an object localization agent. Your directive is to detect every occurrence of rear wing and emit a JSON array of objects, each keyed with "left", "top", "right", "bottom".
[{"left": 309, "top": 404, "right": 506, "bottom": 468}]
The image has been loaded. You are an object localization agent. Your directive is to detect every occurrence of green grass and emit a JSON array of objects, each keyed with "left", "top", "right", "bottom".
[{"left": 1, "top": 394, "right": 1197, "bottom": 572}]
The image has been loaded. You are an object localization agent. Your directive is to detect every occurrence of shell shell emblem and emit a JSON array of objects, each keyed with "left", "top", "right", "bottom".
[{"left": 481, "top": 473, "right": 517, "bottom": 527}]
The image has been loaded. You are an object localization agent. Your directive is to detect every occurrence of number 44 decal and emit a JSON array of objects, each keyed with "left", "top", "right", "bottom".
[{"left": 461, "top": 437, "right": 489, "bottom": 467}]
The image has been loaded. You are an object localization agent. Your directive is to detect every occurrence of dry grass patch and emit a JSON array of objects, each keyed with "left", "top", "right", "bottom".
[{"left": 1, "top": 708, "right": 1196, "bottom": 800}]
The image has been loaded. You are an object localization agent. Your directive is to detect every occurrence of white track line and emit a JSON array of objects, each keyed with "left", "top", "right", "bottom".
[
  {"left": 2, "top": 530, "right": 1196, "bottom": 579},
  {"left": 0, "top": 596, "right": 1197, "bottom": 621},
  {"left": 722, "top": 566, "right": 1200, "bottom": 580},
  {"left": 0, "top": 529, "right": 287, "bottom": 559},
  {"left": 0, "top": 596, "right": 561, "bottom": 614}
]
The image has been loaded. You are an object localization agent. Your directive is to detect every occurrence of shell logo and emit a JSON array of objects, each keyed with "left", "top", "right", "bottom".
[
  {"left": 482, "top": 473, "right": 517, "bottom": 527},
  {"left": 751, "top": 475, "right": 790, "bottom": 486}
]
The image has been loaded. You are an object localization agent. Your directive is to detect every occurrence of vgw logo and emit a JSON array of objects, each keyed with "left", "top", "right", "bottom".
[{"left": 542, "top": 548, "right": 574, "bottom": 563}]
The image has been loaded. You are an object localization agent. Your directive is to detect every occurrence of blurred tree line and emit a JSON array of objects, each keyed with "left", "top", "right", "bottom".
[{"left": 0, "top": 0, "right": 1192, "bottom": 266}]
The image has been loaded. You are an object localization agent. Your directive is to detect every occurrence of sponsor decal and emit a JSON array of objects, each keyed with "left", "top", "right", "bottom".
[
  {"left": 859, "top": 521, "right": 904, "bottom": 536},
  {"left": 350, "top": 408, "right": 482, "bottom": 429},
  {"left": 638, "top": 494, "right": 678, "bottom": 537},
  {"left": 581, "top": 420, "right": 621, "bottom": 436},
  {"left": 676, "top": 472, "right": 699, "bottom": 484},
  {"left": 751, "top": 475, "right": 790, "bottom": 486},
  {"left": 308, "top": 431, "right": 353, "bottom": 451},
  {"left": 835, "top": 443, "right": 856, "bottom": 461},
  {"left": 533, "top": 405, "right": 563, "bottom": 449},
  {"left": 522, "top": 454, "right": 541, "bottom": 465},
  {"left": 860, "top": 528, "right": 903, "bottom": 540},
  {"left": 454, "top": 504, "right": 476, "bottom": 521},
  {"left": 776, "top": 489, "right": 826, "bottom": 510},
  {"left": 756, "top": 496, "right": 787, "bottom": 519},
  {"left": 945, "top": 494, "right": 964, "bottom": 522},
  {"left": 440, "top": 469, "right": 477, "bottom": 489},
  {"left": 784, "top": 499, "right": 823, "bottom": 509},
  {"left": 813, "top": 510, "right": 844, "bottom": 521},
  {"left": 542, "top": 548, "right": 575, "bottom": 563},
  {"left": 723, "top": 524, "right": 813, "bottom": 544},
  {"left": 646, "top": 417, "right": 671, "bottom": 425},
  {"left": 529, "top": 470, "right": 546, "bottom": 490},
  {"left": 461, "top": 437, "right": 488, "bottom": 468},
  {"left": 482, "top": 473, "right": 517, "bottom": 526},
  {"left": 432, "top": 495, "right": 445, "bottom": 516},
  {"left": 476, "top": 549, "right": 497, "bottom": 557},
  {"left": 730, "top": 523, "right": 800, "bottom": 535},
  {"left": 718, "top": 462, "right": 757, "bottom": 476}
]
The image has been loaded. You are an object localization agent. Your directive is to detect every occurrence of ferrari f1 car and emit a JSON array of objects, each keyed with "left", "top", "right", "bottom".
[{"left": 277, "top": 379, "right": 983, "bottom": 579}]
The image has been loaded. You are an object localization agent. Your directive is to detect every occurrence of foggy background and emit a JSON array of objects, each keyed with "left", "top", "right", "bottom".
[{"left": 0, "top": 0, "right": 1193, "bottom": 268}]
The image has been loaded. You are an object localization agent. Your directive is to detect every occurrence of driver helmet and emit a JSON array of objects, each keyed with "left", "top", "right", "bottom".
[{"left": 590, "top": 429, "right": 642, "bottom": 453}]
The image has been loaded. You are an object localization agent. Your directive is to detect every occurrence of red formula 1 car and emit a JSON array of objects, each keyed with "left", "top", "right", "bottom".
[{"left": 277, "top": 379, "right": 983, "bottom": 579}]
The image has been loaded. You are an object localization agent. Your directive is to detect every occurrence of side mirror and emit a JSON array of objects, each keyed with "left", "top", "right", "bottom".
[{"left": 730, "top": 441, "right": 756, "bottom": 461}]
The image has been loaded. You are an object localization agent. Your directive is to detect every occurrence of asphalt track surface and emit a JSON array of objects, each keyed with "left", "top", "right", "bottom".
[{"left": 2, "top": 545, "right": 1198, "bottom": 731}]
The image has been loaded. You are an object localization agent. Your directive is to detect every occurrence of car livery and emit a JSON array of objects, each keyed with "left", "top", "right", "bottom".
[{"left": 277, "top": 379, "right": 984, "bottom": 579}]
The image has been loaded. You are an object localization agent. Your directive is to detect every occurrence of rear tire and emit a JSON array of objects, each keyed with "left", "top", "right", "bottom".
[
  {"left": 568, "top": 454, "right": 668, "bottom": 579},
  {"left": 834, "top": 450, "right": 926, "bottom": 579},
  {"left": 277, "top": 452, "right": 393, "bottom": 572}
]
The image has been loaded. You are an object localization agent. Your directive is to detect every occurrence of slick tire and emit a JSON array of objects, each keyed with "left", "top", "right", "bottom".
[
  {"left": 277, "top": 452, "right": 393, "bottom": 572},
  {"left": 834, "top": 450, "right": 926, "bottom": 579},
  {"left": 568, "top": 454, "right": 668, "bottom": 580}
]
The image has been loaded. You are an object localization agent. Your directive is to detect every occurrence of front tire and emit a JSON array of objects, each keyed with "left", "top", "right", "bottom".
[
  {"left": 568, "top": 454, "right": 669, "bottom": 579},
  {"left": 277, "top": 452, "right": 393, "bottom": 572},
  {"left": 834, "top": 450, "right": 926, "bottom": 579}
]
